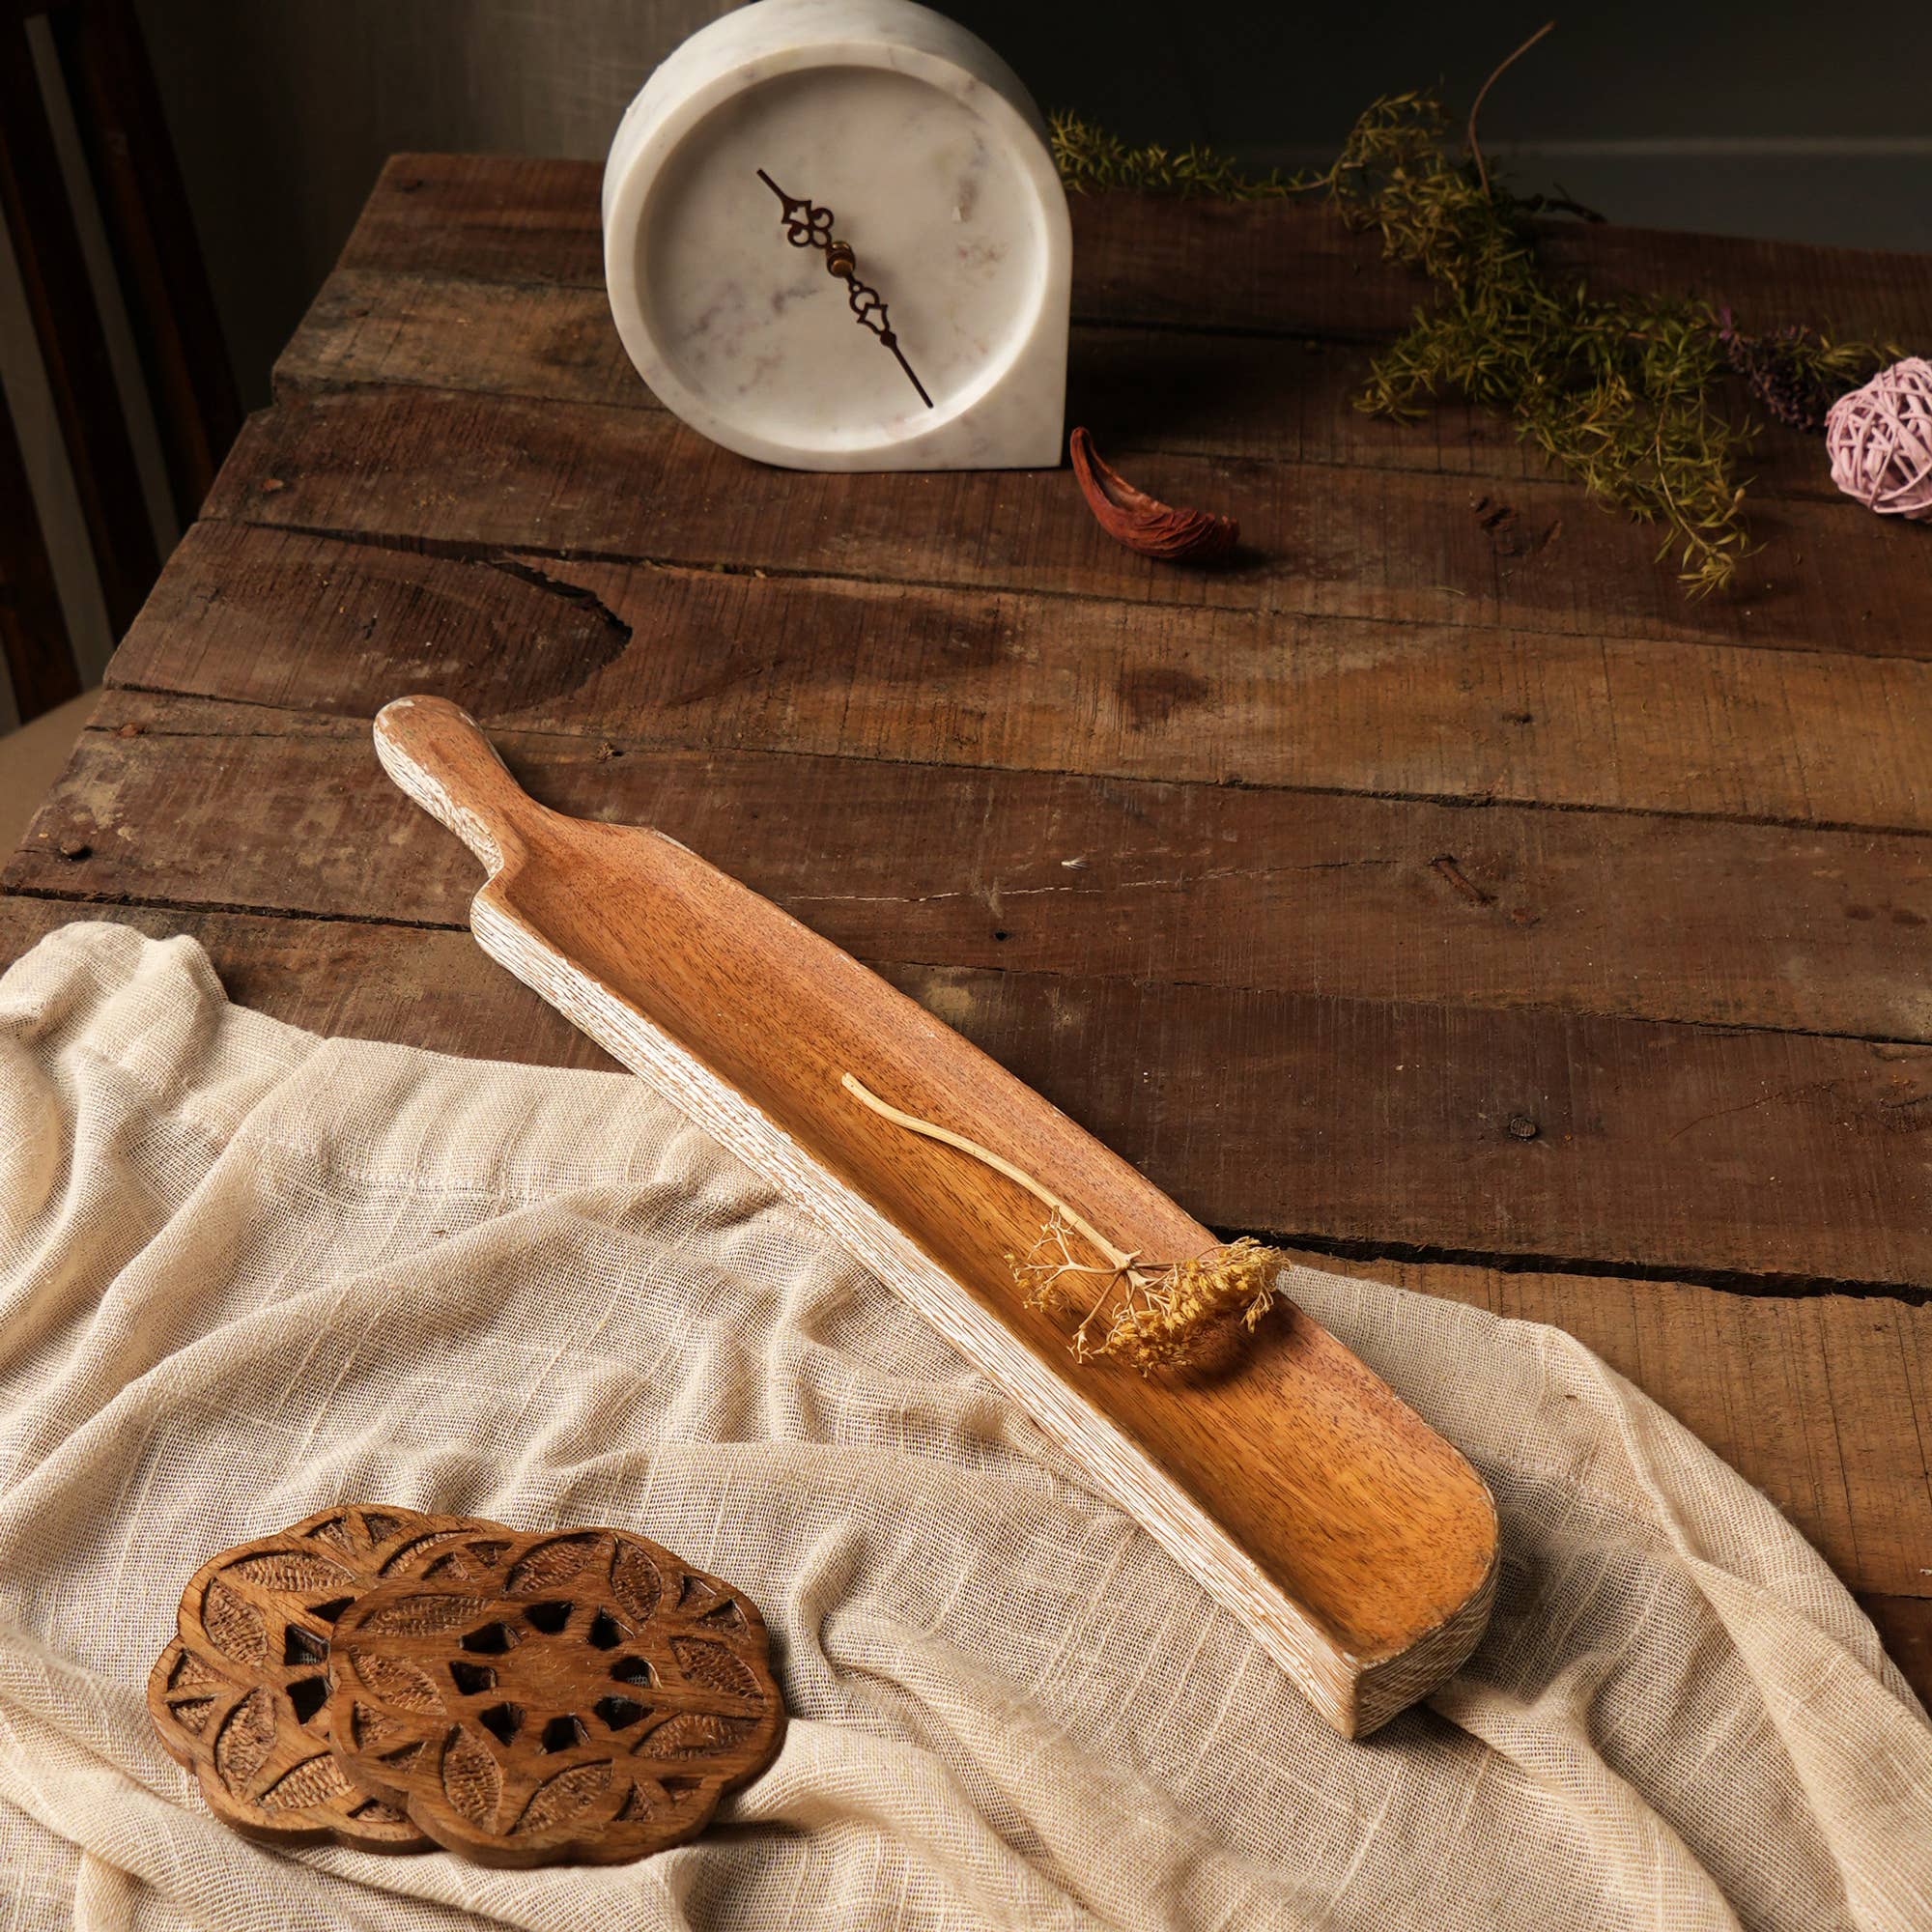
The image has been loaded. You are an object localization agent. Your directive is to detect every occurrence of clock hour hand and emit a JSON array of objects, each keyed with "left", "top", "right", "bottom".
[{"left": 756, "top": 168, "right": 934, "bottom": 410}]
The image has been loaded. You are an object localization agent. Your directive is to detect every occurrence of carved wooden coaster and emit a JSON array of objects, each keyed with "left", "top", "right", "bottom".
[
  {"left": 147, "top": 1505, "right": 514, "bottom": 1848},
  {"left": 324, "top": 1525, "right": 785, "bottom": 1865}
]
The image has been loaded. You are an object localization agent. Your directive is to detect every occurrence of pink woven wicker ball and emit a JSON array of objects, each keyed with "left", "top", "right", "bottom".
[{"left": 1824, "top": 356, "right": 1932, "bottom": 522}]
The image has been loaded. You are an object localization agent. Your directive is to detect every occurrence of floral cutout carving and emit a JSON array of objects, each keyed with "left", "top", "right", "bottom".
[
  {"left": 324, "top": 1525, "right": 784, "bottom": 1866},
  {"left": 146, "top": 1505, "right": 514, "bottom": 1848}
]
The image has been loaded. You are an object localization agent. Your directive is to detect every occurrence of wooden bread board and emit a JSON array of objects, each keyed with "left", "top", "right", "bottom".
[{"left": 374, "top": 695, "right": 1497, "bottom": 1737}]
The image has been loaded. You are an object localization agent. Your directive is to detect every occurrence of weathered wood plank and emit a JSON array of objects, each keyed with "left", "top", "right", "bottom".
[
  {"left": 1862, "top": 1596, "right": 1932, "bottom": 1709},
  {"left": 340, "top": 156, "right": 604, "bottom": 288},
  {"left": 1296, "top": 1252, "right": 1932, "bottom": 1605},
  {"left": 279, "top": 270, "right": 643, "bottom": 411},
  {"left": 274, "top": 269, "right": 1840, "bottom": 504},
  {"left": 17, "top": 690, "right": 1932, "bottom": 1044},
  {"left": 0, "top": 895, "right": 620, "bottom": 1073},
  {"left": 878, "top": 959, "right": 1932, "bottom": 1292},
  {"left": 108, "top": 524, "right": 1932, "bottom": 835},
  {"left": 203, "top": 384, "right": 1928, "bottom": 660},
  {"left": 13, "top": 726, "right": 1932, "bottom": 1288},
  {"left": 342, "top": 156, "right": 1932, "bottom": 350},
  {"left": 1074, "top": 190, "right": 1932, "bottom": 352}
]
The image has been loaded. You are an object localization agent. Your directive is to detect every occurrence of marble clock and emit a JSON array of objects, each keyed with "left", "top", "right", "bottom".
[{"left": 603, "top": 0, "right": 1071, "bottom": 471}]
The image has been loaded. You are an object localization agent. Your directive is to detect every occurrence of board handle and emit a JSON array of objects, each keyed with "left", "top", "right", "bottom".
[{"left": 373, "top": 696, "right": 553, "bottom": 876}]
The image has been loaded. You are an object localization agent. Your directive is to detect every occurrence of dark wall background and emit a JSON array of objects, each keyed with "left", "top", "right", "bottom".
[{"left": 133, "top": 1, "right": 1932, "bottom": 410}]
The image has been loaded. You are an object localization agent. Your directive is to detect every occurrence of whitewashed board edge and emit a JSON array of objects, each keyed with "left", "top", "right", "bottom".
[{"left": 467, "top": 889, "right": 1364, "bottom": 1731}]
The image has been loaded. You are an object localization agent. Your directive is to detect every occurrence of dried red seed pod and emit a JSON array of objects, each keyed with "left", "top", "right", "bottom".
[{"left": 1068, "top": 427, "right": 1239, "bottom": 563}]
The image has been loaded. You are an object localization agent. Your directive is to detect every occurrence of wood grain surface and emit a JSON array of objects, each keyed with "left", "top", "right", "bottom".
[
  {"left": 369, "top": 692, "right": 1499, "bottom": 1737},
  {"left": 7, "top": 156, "right": 1930, "bottom": 1708}
]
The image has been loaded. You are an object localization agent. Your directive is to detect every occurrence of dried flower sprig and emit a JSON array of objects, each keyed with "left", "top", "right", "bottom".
[
  {"left": 1009, "top": 1209, "right": 1283, "bottom": 1372},
  {"left": 840, "top": 1074, "right": 1287, "bottom": 1373},
  {"left": 1716, "top": 308, "right": 1882, "bottom": 434}
]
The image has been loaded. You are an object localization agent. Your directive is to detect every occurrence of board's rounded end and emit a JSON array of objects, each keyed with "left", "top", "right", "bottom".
[{"left": 373, "top": 694, "right": 540, "bottom": 878}]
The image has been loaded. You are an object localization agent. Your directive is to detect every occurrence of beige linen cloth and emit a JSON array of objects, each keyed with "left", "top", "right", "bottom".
[{"left": 0, "top": 921, "right": 1928, "bottom": 1931}]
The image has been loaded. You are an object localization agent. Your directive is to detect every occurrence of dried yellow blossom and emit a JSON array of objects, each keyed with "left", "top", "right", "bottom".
[
  {"left": 1009, "top": 1209, "right": 1286, "bottom": 1373},
  {"left": 839, "top": 1073, "right": 1288, "bottom": 1377}
]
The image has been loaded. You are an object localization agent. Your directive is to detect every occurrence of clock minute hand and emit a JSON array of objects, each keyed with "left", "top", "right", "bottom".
[
  {"left": 882, "top": 337, "right": 935, "bottom": 412},
  {"left": 756, "top": 168, "right": 934, "bottom": 411},
  {"left": 824, "top": 242, "right": 935, "bottom": 411}
]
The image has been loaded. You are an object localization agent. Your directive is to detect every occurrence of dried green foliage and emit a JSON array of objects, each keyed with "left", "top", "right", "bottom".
[
  {"left": 1331, "top": 95, "right": 1744, "bottom": 591},
  {"left": 1048, "top": 110, "right": 1297, "bottom": 202},
  {"left": 1051, "top": 88, "right": 1892, "bottom": 597}
]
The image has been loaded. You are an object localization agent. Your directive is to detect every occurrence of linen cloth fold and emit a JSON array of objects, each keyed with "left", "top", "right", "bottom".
[{"left": 0, "top": 919, "right": 1926, "bottom": 1931}]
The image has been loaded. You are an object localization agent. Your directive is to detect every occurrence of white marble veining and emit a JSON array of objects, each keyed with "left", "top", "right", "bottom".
[{"left": 604, "top": 0, "right": 1070, "bottom": 470}]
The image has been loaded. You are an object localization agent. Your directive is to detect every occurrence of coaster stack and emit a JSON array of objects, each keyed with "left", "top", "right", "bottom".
[{"left": 147, "top": 1506, "right": 785, "bottom": 1866}]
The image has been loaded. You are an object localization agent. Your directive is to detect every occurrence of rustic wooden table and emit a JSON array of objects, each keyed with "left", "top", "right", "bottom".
[{"left": 7, "top": 156, "right": 1930, "bottom": 1701}]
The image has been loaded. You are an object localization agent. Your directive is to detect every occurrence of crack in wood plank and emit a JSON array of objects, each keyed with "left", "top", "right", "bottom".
[
  {"left": 1264, "top": 1229, "right": 1932, "bottom": 1307},
  {"left": 100, "top": 525, "right": 1932, "bottom": 841}
]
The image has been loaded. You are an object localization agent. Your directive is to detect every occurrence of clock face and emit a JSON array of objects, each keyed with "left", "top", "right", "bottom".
[{"left": 636, "top": 66, "right": 1051, "bottom": 456}]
